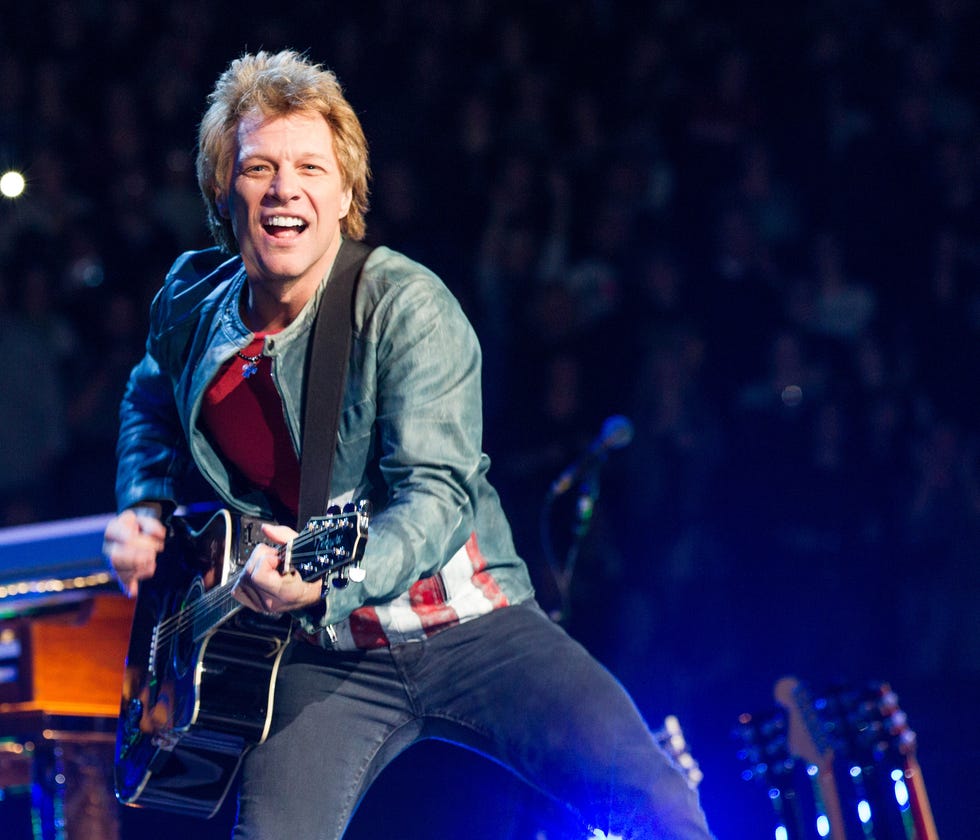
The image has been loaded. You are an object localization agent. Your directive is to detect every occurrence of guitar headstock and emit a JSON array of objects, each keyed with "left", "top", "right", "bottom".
[
  {"left": 875, "top": 683, "right": 915, "bottom": 753},
  {"left": 656, "top": 715, "right": 703, "bottom": 790},
  {"left": 844, "top": 680, "right": 919, "bottom": 765},
  {"left": 774, "top": 676, "right": 837, "bottom": 770},
  {"left": 289, "top": 501, "right": 371, "bottom": 587},
  {"left": 733, "top": 706, "right": 795, "bottom": 788}
]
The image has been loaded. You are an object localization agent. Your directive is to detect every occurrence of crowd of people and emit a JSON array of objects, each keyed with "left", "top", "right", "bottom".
[{"left": 0, "top": 1, "right": 976, "bottom": 835}]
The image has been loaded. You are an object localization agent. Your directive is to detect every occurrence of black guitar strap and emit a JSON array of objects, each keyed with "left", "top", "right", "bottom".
[{"left": 296, "top": 239, "right": 374, "bottom": 528}]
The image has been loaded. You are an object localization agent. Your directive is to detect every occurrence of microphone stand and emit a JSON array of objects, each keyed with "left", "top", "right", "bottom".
[{"left": 540, "top": 464, "right": 603, "bottom": 626}]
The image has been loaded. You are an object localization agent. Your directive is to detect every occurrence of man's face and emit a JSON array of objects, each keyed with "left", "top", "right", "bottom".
[{"left": 220, "top": 110, "right": 352, "bottom": 288}]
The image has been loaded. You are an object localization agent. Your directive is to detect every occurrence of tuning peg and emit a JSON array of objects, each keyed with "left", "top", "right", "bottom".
[{"left": 348, "top": 566, "right": 366, "bottom": 582}]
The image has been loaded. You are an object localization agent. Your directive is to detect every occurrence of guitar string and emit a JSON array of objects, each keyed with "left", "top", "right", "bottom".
[
  {"left": 150, "top": 520, "right": 346, "bottom": 646},
  {"left": 151, "top": 543, "right": 286, "bottom": 646},
  {"left": 151, "top": 534, "right": 334, "bottom": 643},
  {"left": 148, "top": 513, "right": 364, "bottom": 650},
  {"left": 152, "top": 561, "right": 285, "bottom": 647},
  {"left": 135, "top": 513, "right": 362, "bottom": 738}
]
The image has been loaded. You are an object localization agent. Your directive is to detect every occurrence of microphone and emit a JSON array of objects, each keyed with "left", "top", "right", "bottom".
[{"left": 548, "top": 415, "right": 634, "bottom": 498}]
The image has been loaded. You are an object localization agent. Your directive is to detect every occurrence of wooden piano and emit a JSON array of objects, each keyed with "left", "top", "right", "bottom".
[{"left": 0, "top": 513, "right": 132, "bottom": 840}]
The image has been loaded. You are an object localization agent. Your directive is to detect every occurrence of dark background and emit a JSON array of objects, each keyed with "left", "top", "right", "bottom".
[{"left": 1, "top": 1, "right": 977, "bottom": 837}]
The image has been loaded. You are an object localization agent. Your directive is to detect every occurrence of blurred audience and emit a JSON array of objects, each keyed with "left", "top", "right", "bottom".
[{"left": 0, "top": 3, "right": 976, "bottom": 830}]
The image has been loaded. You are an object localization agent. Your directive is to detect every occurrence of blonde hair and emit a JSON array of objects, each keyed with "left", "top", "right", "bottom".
[{"left": 196, "top": 50, "right": 370, "bottom": 251}]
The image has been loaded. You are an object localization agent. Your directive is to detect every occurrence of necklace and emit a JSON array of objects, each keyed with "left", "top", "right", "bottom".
[{"left": 237, "top": 350, "right": 263, "bottom": 379}]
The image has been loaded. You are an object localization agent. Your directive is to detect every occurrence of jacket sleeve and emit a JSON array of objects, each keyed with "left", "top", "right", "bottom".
[
  {"left": 114, "top": 249, "right": 229, "bottom": 512},
  {"left": 314, "top": 269, "right": 488, "bottom": 625},
  {"left": 114, "top": 347, "right": 189, "bottom": 513}
]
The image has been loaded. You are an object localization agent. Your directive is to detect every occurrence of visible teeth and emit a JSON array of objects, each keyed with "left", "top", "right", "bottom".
[{"left": 266, "top": 216, "right": 305, "bottom": 227}]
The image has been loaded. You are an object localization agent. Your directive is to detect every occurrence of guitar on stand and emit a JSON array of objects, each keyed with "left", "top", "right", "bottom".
[
  {"left": 113, "top": 502, "right": 369, "bottom": 818},
  {"left": 775, "top": 676, "right": 849, "bottom": 840},
  {"left": 878, "top": 684, "right": 939, "bottom": 840},
  {"left": 739, "top": 677, "right": 940, "bottom": 840},
  {"left": 847, "top": 682, "right": 940, "bottom": 840},
  {"left": 734, "top": 704, "right": 815, "bottom": 839}
]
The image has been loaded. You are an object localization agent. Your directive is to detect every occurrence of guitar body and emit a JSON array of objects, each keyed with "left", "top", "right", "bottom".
[
  {"left": 114, "top": 502, "right": 369, "bottom": 817},
  {"left": 114, "top": 509, "right": 292, "bottom": 818}
]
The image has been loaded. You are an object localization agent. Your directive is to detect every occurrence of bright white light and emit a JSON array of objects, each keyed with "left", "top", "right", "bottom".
[
  {"left": 850, "top": 765, "right": 862, "bottom": 778},
  {"left": 858, "top": 800, "right": 872, "bottom": 823},
  {"left": 890, "top": 768, "right": 904, "bottom": 782},
  {"left": 775, "top": 827, "right": 788, "bottom": 840},
  {"left": 0, "top": 170, "right": 26, "bottom": 198},
  {"left": 894, "top": 778, "right": 910, "bottom": 808},
  {"left": 590, "top": 832, "right": 623, "bottom": 840},
  {"left": 816, "top": 815, "right": 830, "bottom": 837}
]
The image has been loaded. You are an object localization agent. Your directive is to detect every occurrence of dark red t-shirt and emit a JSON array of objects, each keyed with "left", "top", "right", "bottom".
[{"left": 200, "top": 334, "right": 300, "bottom": 518}]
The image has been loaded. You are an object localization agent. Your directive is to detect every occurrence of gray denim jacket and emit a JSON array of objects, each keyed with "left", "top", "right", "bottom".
[{"left": 115, "top": 244, "right": 534, "bottom": 638}]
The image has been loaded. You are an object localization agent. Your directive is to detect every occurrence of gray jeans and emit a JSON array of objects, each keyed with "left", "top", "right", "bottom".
[{"left": 233, "top": 601, "right": 713, "bottom": 839}]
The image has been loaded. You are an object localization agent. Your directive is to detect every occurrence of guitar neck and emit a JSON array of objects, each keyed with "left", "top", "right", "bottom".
[
  {"left": 174, "top": 503, "right": 369, "bottom": 645},
  {"left": 190, "top": 531, "right": 301, "bottom": 637},
  {"left": 775, "top": 677, "right": 847, "bottom": 840},
  {"left": 812, "top": 765, "right": 847, "bottom": 840},
  {"left": 905, "top": 754, "right": 939, "bottom": 840},
  {"left": 873, "top": 682, "right": 939, "bottom": 840},
  {"left": 194, "top": 513, "right": 355, "bottom": 628}
]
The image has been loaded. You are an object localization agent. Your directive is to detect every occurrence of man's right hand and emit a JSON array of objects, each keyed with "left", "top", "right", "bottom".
[{"left": 103, "top": 508, "right": 167, "bottom": 597}]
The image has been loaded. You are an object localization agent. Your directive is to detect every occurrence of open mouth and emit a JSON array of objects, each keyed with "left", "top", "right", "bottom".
[{"left": 262, "top": 215, "right": 308, "bottom": 237}]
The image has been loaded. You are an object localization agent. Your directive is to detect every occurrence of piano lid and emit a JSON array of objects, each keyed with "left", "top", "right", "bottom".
[{"left": 0, "top": 514, "right": 117, "bottom": 617}]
